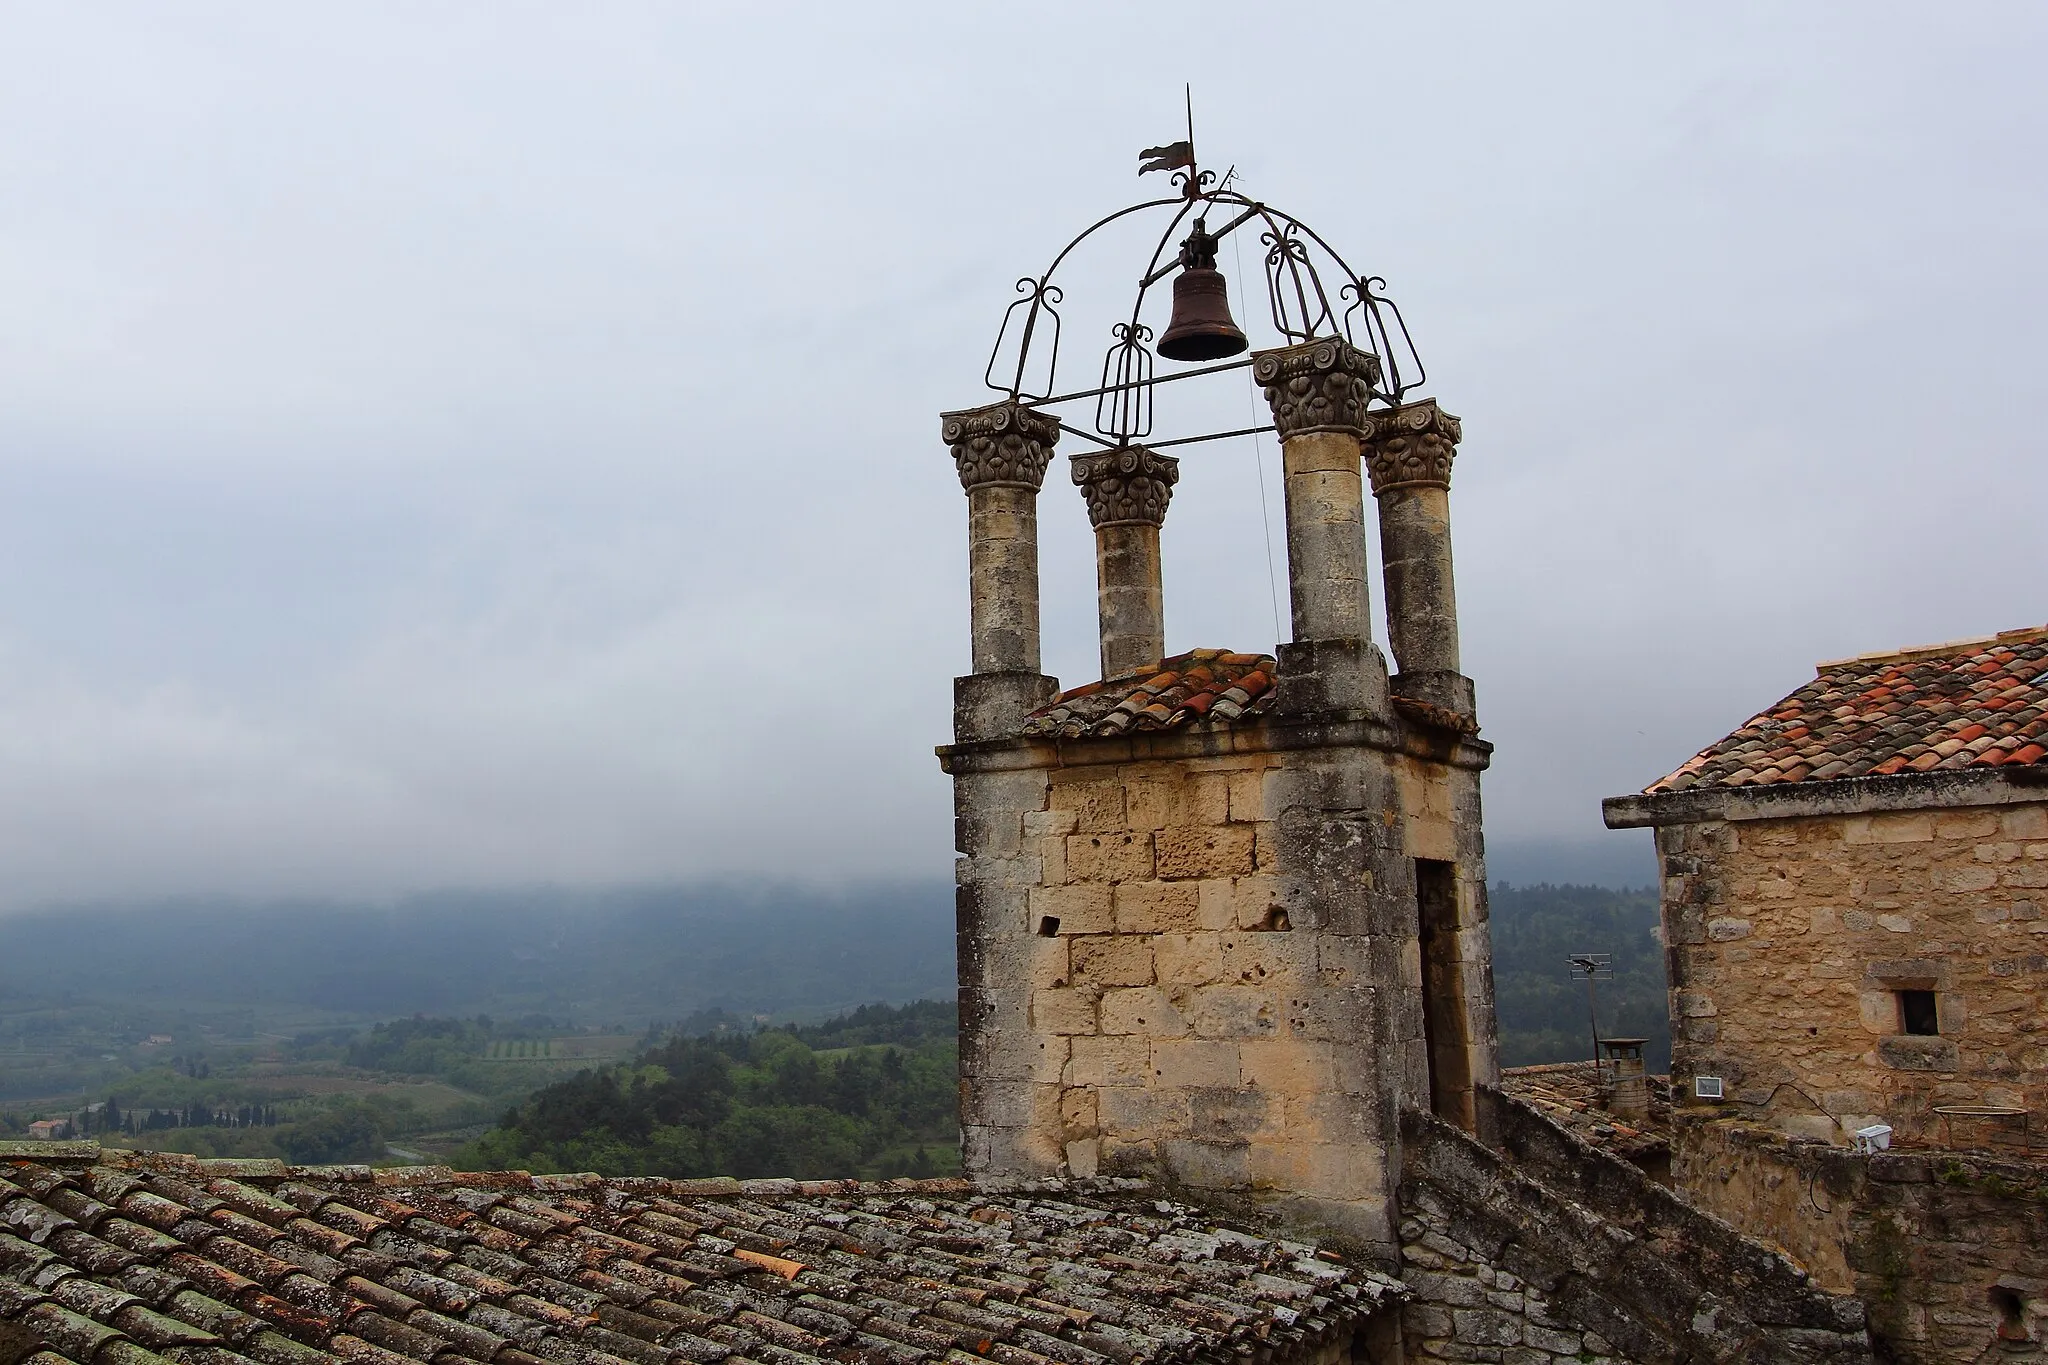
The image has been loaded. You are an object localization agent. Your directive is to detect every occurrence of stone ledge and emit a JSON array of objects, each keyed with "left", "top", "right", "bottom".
[
  {"left": 939, "top": 711, "right": 1489, "bottom": 775},
  {"left": 1603, "top": 767, "right": 2048, "bottom": 829}
]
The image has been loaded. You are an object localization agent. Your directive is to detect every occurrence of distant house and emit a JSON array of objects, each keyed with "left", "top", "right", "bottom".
[
  {"left": 1605, "top": 623, "right": 2048, "bottom": 1144},
  {"left": 1606, "top": 623, "right": 2048, "bottom": 1350},
  {"left": 25, "top": 1119, "right": 71, "bottom": 1140},
  {"left": 142, "top": 1033, "right": 173, "bottom": 1046}
]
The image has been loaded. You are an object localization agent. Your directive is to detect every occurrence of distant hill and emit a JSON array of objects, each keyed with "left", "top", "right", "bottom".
[
  {"left": 0, "top": 882, "right": 955, "bottom": 1026},
  {"left": 0, "top": 876, "right": 1668, "bottom": 1081},
  {"left": 1490, "top": 882, "right": 1669, "bottom": 1072}
]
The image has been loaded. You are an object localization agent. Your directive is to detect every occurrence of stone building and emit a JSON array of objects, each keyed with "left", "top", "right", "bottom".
[
  {"left": 934, "top": 318, "right": 1872, "bottom": 1355},
  {"left": 937, "top": 363, "right": 1496, "bottom": 1256},
  {"left": 1603, "top": 626, "right": 2048, "bottom": 1145},
  {"left": 1605, "top": 625, "right": 2048, "bottom": 1359}
]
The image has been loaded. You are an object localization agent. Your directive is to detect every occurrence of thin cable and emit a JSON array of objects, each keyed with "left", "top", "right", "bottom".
[{"left": 1230, "top": 229, "right": 1286, "bottom": 648}]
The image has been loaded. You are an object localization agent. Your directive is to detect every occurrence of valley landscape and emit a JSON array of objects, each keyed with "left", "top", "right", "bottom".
[{"left": 0, "top": 877, "right": 1664, "bottom": 1175}]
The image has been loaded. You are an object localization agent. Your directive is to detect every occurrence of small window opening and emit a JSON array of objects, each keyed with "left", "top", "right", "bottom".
[
  {"left": 1037, "top": 916, "right": 1061, "bottom": 937},
  {"left": 1898, "top": 989, "right": 1939, "bottom": 1036},
  {"left": 1991, "top": 1286, "right": 2029, "bottom": 1342}
]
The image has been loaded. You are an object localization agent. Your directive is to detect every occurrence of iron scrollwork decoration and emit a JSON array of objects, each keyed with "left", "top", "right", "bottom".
[
  {"left": 1095, "top": 322, "right": 1154, "bottom": 443},
  {"left": 978, "top": 130, "right": 1429, "bottom": 456}
]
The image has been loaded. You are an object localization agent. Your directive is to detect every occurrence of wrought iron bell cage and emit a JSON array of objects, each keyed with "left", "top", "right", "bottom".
[{"left": 980, "top": 168, "right": 1428, "bottom": 455}]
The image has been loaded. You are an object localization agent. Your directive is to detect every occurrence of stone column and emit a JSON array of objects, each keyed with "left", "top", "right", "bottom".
[
  {"left": 1253, "top": 338, "right": 1391, "bottom": 716},
  {"left": 943, "top": 400, "right": 1060, "bottom": 740},
  {"left": 1070, "top": 445, "right": 1178, "bottom": 678},
  {"left": 1362, "top": 399, "right": 1472, "bottom": 716}
]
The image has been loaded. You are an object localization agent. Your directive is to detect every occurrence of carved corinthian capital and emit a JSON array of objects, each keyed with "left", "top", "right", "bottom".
[
  {"left": 1070, "top": 446, "right": 1179, "bottom": 528},
  {"left": 1252, "top": 339, "right": 1383, "bottom": 439},
  {"left": 1361, "top": 399, "right": 1463, "bottom": 494},
  {"left": 942, "top": 401, "right": 1060, "bottom": 492}
]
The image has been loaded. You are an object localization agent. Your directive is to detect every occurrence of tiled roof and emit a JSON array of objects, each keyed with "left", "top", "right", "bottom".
[
  {"left": 0, "top": 1147, "right": 1399, "bottom": 1365},
  {"left": 1021, "top": 650, "right": 1478, "bottom": 741},
  {"left": 1498, "top": 1064, "right": 1667, "bottom": 1163},
  {"left": 1023, "top": 653, "right": 1275, "bottom": 739},
  {"left": 1646, "top": 625, "right": 2048, "bottom": 794}
]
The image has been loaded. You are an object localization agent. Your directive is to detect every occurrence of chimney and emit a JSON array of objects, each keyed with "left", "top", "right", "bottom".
[
  {"left": 1071, "top": 446, "right": 1178, "bottom": 678},
  {"left": 943, "top": 400, "right": 1060, "bottom": 740},
  {"left": 1599, "top": 1038, "right": 1650, "bottom": 1123}
]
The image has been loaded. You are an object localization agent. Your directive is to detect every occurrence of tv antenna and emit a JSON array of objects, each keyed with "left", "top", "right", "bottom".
[{"left": 1567, "top": 953, "right": 1613, "bottom": 1066}]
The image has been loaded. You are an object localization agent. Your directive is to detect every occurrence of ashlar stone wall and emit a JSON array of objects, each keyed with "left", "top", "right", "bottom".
[
  {"left": 1400, "top": 1100, "right": 1874, "bottom": 1364},
  {"left": 948, "top": 721, "right": 1496, "bottom": 1259},
  {"left": 1658, "top": 799, "right": 2048, "bottom": 1143},
  {"left": 1677, "top": 1118, "right": 2048, "bottom": 1361}
]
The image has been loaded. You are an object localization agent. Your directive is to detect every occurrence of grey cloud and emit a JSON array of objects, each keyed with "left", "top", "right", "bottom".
[{"left": 0, "top": 3, "right": 2041, "bottom": 909}]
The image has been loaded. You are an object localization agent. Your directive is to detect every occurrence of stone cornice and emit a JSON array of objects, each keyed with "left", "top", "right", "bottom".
[
  {"left": 1602, "top": 765, "right": 2048, "bottom": 829},
  {"left": 1069, "top": 446, "right": 1179, "bottom": 528},
  {"left": 1251, "top": 339, "right": 1382, "bottom": 439},
  {"left": 937, "top": 708, "right": 1492, "bottom": 774},
  {"left": 942, "top": 401, "right": 1061, "bottom": 492},
  {"left": 1361, "top": 398, "right": 1463, "bottom": 494}
]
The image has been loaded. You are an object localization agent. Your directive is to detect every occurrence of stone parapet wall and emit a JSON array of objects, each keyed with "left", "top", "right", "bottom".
[
  {"left": 1677, "top": 1117, "right": 2048, "bottom": 1361},
  {"left": 1399, "top": 1103, "right": 1873, "bottom": 1363},
  {"left": 1656, "top": 800, "right": 2048, "bottom": 1143}
]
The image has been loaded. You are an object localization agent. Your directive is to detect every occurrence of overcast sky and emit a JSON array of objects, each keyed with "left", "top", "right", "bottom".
[{"left": 0, "top": 4, "right": 2042, "bottom": 911}]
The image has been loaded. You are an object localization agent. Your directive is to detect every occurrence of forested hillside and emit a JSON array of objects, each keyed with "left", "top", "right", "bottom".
[
  {"left": 1490, "top": 882, "right": 1668, "bottom": 1070},
  {"left": 456, "top": 1001, "right": 957, "bottom": 1179}
]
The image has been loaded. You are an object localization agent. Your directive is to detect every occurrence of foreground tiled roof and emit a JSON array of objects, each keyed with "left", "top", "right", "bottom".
[
  {"left": 1647, "top": 625, "right": 2048, "bottom": 793},
  {"left": 0, "top": 1146, "right": 1398, "bottom": 1365},
  {"left": 1021, "top": 650, "right": 1478, "bottom": 741}
]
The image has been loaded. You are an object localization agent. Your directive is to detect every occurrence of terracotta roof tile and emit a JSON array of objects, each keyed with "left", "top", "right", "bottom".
[
  {"left": 1, "top": 1149, "right": 1400, "bottom": 1365},
  {"left": 1022, "top": 650, "right": 1476, "bottom": 740},
  {"left": 1646, "top": 624, "right": 2048, "bottom": 793}
]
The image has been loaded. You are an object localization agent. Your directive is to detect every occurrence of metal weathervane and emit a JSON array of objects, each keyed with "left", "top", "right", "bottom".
[{"left": 981, "top": 88, "right": 1426, "bottom": 454}]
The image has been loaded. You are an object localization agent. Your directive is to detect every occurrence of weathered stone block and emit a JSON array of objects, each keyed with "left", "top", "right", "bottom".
[
  {"left": 1030, "top": 987, "right": 1099, "bottom": 1036},
  {"left": 1099, "top": 986, "right": 1186, "bottom": 1037},
  {"left": 1164, "top": 1143, "right": 1265, "bottom": 1203},
  {"left": 1239, "top": 1039, "right": 1338, "bottom": 1093},
  {"left": 1182, "top": 984, "right": 1281, "bottom": 1038},
  {"left": 1842, "top": 812, "right": 1934, "bottom": 844},
  {"left": 1066, "top": 1035, "right": 1149, "bottom": 1087},
  {"left": 1099, "top": 1083, "right": 1186, "bottom": 1137},
  {"left": 1067, "top": 831, "right": 1156, "bottom": 883},
  {"left": 2001, "top": 804, "right": 2048, "bottom": 839},
  {"left": 1112, "top": 880, "right": 1201, "bottom": 933},
  {"left": 1051, "top": 778, "right": 1125, "bottom": 832},
  {"left": 1070, "top": 935, "right": 1154, "bottom": 987},
  {"left": 1030, "top": 882, "right": 1111, "bottom": 935},
  {"left": 1155, "top": 825, "right": 1257, "bottom": 880},
  {"left": 1023, "top": 807, "right": 1078, "bottom": 838},
  {"left": 1154, "top": 931, "right": 1224, "bottom": 986},
  {"left": 1149, "top": 1038, "right": 1240, "bottom": 1088}
]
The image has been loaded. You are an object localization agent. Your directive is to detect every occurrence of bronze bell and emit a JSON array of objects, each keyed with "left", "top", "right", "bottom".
[
  {"left": 1158, "top": 268, "right": 1249, "bottom": 361},
  {"left": 1156, "top": 218, "right": 1248, "bottom": 362}
]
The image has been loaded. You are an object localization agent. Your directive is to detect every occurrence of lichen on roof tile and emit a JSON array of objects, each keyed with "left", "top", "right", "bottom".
[{"left": 1, "top": 1152, "right": 1401, "bottom": 1365}]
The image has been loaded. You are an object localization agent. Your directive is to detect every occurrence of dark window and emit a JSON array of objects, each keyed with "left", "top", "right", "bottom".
[
  {"left": 1898, "top": 989, "right": 1940, "bottom": 1036},
  {"left": 1415, "top": 859, "right": 1474, "bottom": 1131}
]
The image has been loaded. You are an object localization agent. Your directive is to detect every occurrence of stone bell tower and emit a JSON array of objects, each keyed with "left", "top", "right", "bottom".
[{"left": 936, "top": 178, "right": 1497, "bottom": 1263}]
